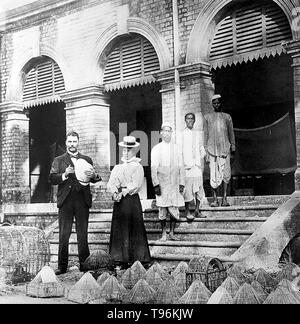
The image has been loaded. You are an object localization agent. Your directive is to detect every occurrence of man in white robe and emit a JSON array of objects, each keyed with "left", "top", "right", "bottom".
[
  {"left": 181, "top": 112, "right": 206, "bottom": 220},
  {"left": 151, "top": 122, "right": 185, "bottom": 241}
]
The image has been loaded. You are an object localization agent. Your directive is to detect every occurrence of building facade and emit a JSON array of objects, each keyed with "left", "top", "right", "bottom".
[{"left": 0, "top": 0, "right": 299, "bottom": 206}]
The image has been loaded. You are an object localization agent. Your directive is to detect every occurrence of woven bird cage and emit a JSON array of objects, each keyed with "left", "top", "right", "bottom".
[
  {"left": 98, "top": 275, "right": 127, "bottom": 303},
  {"left": 26, "top": 266, "right": 65, "bottom": 298},
  {"left": 251, "top": 280, "right": 269, "bottom": 303},
  {"left": 263, "top": 285, "right": 300, "bottom": 304},
  {"left": 124, "top": 279, "right": 156, "bottom": 304},
  {"left": 154, "top": 277, "right": 182, "bottom": 304},
  {"left": 226, "top": 263, "right": 253, "bottom": 285},
  {"left": 96, "top": 272, "right": 111, "bottom": 287},
  {"left": 130, "top": 261, "right": 146, "bottom": 281},
  {"left": 186, "top": 257, "right": 227, "bottom": 292},
  {"left": 0, "top": 225, "right": 50, "bottom": 285},
  {"left": 143, "top": 269, "right": 164, "bottom": 291},
  {"left": 276, "top": 262, "right": 300, "bottom": 282},
  {"left": 233, "top": 283, "right": 261, "bottom": 304},
  {"left": 207, "top": 286, "right": 233, "bottom": 304},
  {"left": 172, "top": 261, "right": 189, "bottom": 277},
  {"left": 66, "top": 272, "right": 101, "bottom": 304},
  {"left": 178, "top": 279, "right": 212, "bottom": 304},
  {"left": 253, "top": 268, "right": 278, "bottom": 293},
  {"left": 174, "top": 271, "right": 187, "bottom": 296},
  {"left": 220, "top": 276, "right": 240, "bottom": 299},
  {"left": 82, "top": 250, "right": 114, "bottom": 278},
  {"left": 121, "top": 268, "right": 136, "bottom": 290}
]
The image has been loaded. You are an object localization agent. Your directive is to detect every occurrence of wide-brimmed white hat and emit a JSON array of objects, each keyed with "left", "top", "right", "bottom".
[
  {"left": 161, "top": 122, "right": 173, "bottom": 130},
  {"left": 118, "top": 136, "right": 140, "bottom": 148},
  {"left": 75, "top": 158, "right": 95, "bottom": 186},
  {"left": 212, "top": 94, "right": 221, "bottom": 101}
]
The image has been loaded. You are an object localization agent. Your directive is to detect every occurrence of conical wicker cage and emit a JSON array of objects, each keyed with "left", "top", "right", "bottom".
[
  {"left": 172, "top": 261, "right": 189, "bottom": 277},
  {"left": 233, "top": 283, "right": 261, "bottom": 304},
  {"left": 96, "top": 272, "right": 111, "bottom": 287},
  {"left": 251, "top": 280, "right": 269, "bottom": 303},
  {"left": 66, "top": 272, "right": 101, "bottom": 304},
  {"left": 178, "top": 278, "right": 212, "bottom": 304},
  {"left": 263, "top": 286, "right": 300, "bottom": 304},
  {"left": 253, "top": 268, "right": 278, "bottom": 292},
  {"left": 277, "top": 279, "right": 300, "bottom": 301},
  {"left": 226, "top": 264, "right": 251, "bottom": 285},
  {"left": 130, "top": 260, "right": 146, "bottom": 281},
  {"left": 154, "top": 277, "right": 182, "bottom": 304},
  {"left": 82, "top": 250, "right": 113, "bottom": 272},
  {"left": 98, "top": 275, "right": 127, "bottom": 302},
  {"left": 150, "top": 263, "right": 170, "bottom": 280},
  {"left": 220, "top": 276, "right": 240, "bottom": 299},
  {"left": 174, "top": 271, "right": 187, "bottom": 296},
  {"left": 124, "top": 279, "right": 156, "bottom": 304},
  {"left": 121, "top": 268, "right": 136, "bottom": 290},
  {"left": 207, "top": 286, "right": 233, "bottom": 304},
  {"left": 0, "top": 225, "right": 50, "bottom": 284},
  {"left": 276, "top": 262, "right": 300, "bottom": 282},
  {"left": 143, "top": 269, "right": 164, "bottom": 291},
  {"left": 26, "top": 265, "right": 65, "bottom": 298}
]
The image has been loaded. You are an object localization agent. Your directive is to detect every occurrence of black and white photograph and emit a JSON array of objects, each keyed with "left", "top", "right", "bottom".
[{"left": 0, "top": 0, "right": 300, "bottom": 309}]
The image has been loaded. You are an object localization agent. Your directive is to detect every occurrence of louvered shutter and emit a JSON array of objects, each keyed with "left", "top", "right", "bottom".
[
  {"left": 23, "top": 59, "right": 65, "bottom": 107},
  {"left": 210, "top": 2, "right": 292, "bottom": 68},
  {"left": 103, "top": 35, "right": 160, "bottom": 91}
]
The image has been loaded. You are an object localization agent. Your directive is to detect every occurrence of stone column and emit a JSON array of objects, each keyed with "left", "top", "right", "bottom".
[
  {"left": 154, "top": 62, "right": 215, "bottom": 132},
  {"left": 0, "top": 101, "right": 30, "bottom": 203},
  {"left": 285, "top": 40, "right": 300, "bottom": 191},
  {"left": 60, "top": 85, "right": 111, "bottom": 204}
]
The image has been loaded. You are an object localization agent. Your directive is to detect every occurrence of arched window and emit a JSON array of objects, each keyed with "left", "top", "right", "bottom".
[
  {"left": 103, "top": 34, "right": 160, "bottom": 91},
  {"left": 23, "top": 58, "right": 65, "bottom": 108},
  {"left": 209, "top": 1, "right": 292, "bottom": 68}
]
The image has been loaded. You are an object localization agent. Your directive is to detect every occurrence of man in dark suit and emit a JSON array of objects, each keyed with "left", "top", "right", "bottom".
[{"left": 49, "top": 130, "right": 101, "bottom": 275}]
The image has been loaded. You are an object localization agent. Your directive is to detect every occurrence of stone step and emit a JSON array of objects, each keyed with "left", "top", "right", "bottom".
[
  {"left": 49, "top": 238, "right": 241, "bottom": 256},
  {"left": 51, "top": 227, "right": 253, "bottom": 243},
  {"left": 143, "top": 204, "right": 278, "bottom": 218},
  {"left": 63, "top": 216, "right": 268, "bottom": 232}
]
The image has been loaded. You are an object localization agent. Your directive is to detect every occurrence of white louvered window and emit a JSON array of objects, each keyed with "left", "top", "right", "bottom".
[
  {"left": 209, "top": 2, "right": 292, "bottom": 68},
  {"left": 23, "top": 59, "right": 65, "bottom": 107},
  {"left": 103, "top": 35, "right": 160, "bottom": 91}
]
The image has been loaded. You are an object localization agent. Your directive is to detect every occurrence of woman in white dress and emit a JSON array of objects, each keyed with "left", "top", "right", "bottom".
[{"left": 107, "top": 136, "right": 151, "bottom": 269}]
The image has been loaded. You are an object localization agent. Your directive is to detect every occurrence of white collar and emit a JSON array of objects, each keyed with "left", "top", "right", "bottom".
[{"left": 121, "top": 156, "right": 141, "bottom": 164}]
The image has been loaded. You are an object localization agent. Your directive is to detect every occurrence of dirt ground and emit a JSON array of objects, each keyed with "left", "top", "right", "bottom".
[{"left": 0, "top": 269, "right": 84, "bottom": 304}]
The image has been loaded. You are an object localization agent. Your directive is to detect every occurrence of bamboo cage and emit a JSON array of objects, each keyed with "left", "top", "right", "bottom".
[{"left": 0, "top": 224, "right": 50, "bottom": 285}]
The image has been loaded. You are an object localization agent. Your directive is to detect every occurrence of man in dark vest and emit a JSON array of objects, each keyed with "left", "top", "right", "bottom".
[{"left": 49, "top": 130, "right": 101, "bottom": 275}]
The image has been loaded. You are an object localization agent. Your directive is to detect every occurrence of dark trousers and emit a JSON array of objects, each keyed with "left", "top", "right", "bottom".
[{"left": 58, "top": 190, "right": 90, "bottom": 271}]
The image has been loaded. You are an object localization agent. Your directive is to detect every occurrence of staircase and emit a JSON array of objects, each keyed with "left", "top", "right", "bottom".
[{"left": 47, "top": 195, "right": 290, "bottom": 268}]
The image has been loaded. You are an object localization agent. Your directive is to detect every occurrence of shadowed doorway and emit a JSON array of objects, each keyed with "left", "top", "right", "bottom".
[
  {"left": 109, "top": 83, "right": 162, "bottom": 199},
  {"left": 28, "top": 102, "right": 66, "bottom": 202}
]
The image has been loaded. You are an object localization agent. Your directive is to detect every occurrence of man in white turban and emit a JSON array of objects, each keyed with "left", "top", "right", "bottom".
[{"left": 204, "top": 94, "right": 235, "bottom": 207}]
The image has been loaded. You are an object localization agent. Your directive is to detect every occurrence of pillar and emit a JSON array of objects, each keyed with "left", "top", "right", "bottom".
[
  {"left": 60, "top": 85, "right": 111, "bottom": 204},
  {"left": 285, "top": 40, "right": 300, "bottom": 191},
  {"left": 0, "top": 101, "right": 30, "bottom": 203}
]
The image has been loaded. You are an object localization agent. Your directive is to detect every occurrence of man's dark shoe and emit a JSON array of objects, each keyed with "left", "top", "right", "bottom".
[
  {"left": 186, "top": 213, "right": 195, "bottom": 221},
  {"left": 55, "top": 269, "right": 67, "bottom": 275}
]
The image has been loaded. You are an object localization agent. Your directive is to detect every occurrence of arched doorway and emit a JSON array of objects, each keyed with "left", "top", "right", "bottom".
[
  {"left": 23, "top": 56, "right": 66, "bottom": 203},
  {"left": 102, "top": 34, "right": 162, "bottom": 199},
  {"left": 208, "top": 0, "right": 296, "bottom": 195}
]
